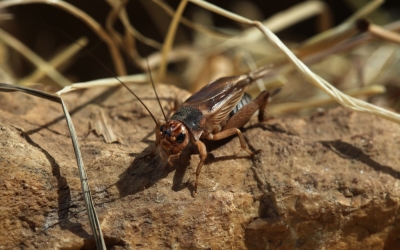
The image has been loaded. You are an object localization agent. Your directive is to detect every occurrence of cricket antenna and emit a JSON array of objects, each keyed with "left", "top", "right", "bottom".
[
  {"left": 85, "top": 47, "right": 159, "bottom": 124},
  {"left": 47, "top": 24, "right": 159, "bottom": 124},
  {"left": 145, "top": 58, "right": 167, "bottom": 121},
  {"left": 136, "top": 36, "right": 167, "bottom": 122}
]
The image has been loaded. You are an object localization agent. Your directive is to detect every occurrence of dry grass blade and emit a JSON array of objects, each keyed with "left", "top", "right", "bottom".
[
  {"left": 295, "top": 0, "right": 384, "bottom": 57},
  {"left": 213, "top": 1, "right": 333, "bottom": 53},
  {"left": 152, "top": 0, "right": 234, "bottom": 39},
  {"left": 0, "top": 0, "right": 126, "bottom": 76},
  {"left": 56, "top": 73, "right": 148, "bottom": 95},
  {"left": 291, "top": 20, "right": 400, "bottom": 69},
  {"left": 105, "top": 0, "right": 125, "bottom": 48},
  {"left": 256, "top": 23, "right": 400, "bottom": 124},
  {"left": 270, "top": 85, "right": 386, "bottom": 115},
  {"left": 295, "top": 19, "right": 363, "bottom": 58},
  {"left": 264, "top": 1, "right": 332, "bottom": 33},
  {"left": 300, "top": 0, "right": 384, "bottom": 48},
  {"left": 106, "top": 0, "right": 163, "bottom": 50},
  {"left": 0, "top": 28, "right": 72, "bottom": 87},
  {"left": 105, "top": 0, "right": 165, "bottom": 70},
  {"left": 367, "top": 23, "right": 400, "bottom": 44},
  {"left": 19, "top": 37, "right": 89, "bottom": 86},
  {"left": 257, "top": 19, "right": 400, "bottom": 75},
  {"left": 106, "top": 0, "right": 136, "bottom": 63},
  {"left": 188, "top": 0, "right": 400, "bottom": 125},
  {"left": 360, "top": 45, "right": 396, "bottom": 86},
  {"left": 158, "top": 0, "right": 188, "bottom": 82},
  {"left": 0, "top": 83, "right": 106, "bottom": 250},
  {"left": 90, "top": 109, "right": 122, "bottom": 144}
]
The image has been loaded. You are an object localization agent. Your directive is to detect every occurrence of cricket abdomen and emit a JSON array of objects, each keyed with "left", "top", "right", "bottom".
[{"left": 230, "top": 92, "right": 252, "bottom": 118}]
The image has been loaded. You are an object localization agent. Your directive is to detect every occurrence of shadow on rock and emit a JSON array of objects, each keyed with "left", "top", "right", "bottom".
[
  {"left": 244, "top": 178, "right": 284, "bottom": 249},
  {"left": 115, "top": 135, "right": 245, "bottom": 197},
  {"left": 19, "top": 130, "right": 91, "bottom": 239},
  {"left": 26, "top": 87, "right": 120, "bottom": 136},
  {"left": 115, "top": 144, "right": 194, "bottom": 197},
  {"left": 320, "top": 140, "right": 400, "bottom": 179}
]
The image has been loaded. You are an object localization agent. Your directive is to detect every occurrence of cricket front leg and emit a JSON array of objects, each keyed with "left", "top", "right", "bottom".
[
  {"left": 149, "top": 142, "right": 159, "bottom": 155},
  {"left": 193, "top": 140, "right": 207, "bottom": 196},
  {"left": 167, "top": 153, "right": 180, "bottom": 166},
  {"left": 140, "top": 142, "right": 159, "bottom": 160}
]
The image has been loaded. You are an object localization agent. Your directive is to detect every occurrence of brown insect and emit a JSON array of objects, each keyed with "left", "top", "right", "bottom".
[{"left": 120, "top": 66, "right": 271, "bottom": 195}]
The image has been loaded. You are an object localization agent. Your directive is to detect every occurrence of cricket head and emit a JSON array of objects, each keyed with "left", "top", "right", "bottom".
[{"left": 156, "top": 120, "right": 189, "bottom": 157}]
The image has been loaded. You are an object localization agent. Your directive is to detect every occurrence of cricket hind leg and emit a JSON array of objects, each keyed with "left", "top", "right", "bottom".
[
  {"left": 215, "top": 90, "right": 270, "bottom": 155},
  {"left": 224, "top": 90, "right": 270, "bottom": 130},
  {"left": 193, "top": 91, "right": 270, "bottom": 196},
  {"left": 206, "top": 128, "right": 255, "bottom": 156},
  {"left": 256, "top": 90, "right": 270, "bottom": 122}
]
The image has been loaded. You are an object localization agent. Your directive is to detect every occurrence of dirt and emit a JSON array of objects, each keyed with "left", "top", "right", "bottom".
[{"left": 0, "top": 84, "right": 400, "bottom": 249}]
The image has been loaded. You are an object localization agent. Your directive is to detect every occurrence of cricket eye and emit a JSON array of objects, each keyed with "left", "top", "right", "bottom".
[
  {"left": 160, "top": 124, "right": 165, "bottom": 132},
  {"left": 176, "top": 133, "right": 186, "bottom": 143}
]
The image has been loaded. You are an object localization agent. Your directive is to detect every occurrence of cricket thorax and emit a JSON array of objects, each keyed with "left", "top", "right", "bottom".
[
  {"left": 170, "top": 106, "right": 206, "bottom": 141},
  {"left": 158, "top": 120, "right": 189, "bottom": 155}
]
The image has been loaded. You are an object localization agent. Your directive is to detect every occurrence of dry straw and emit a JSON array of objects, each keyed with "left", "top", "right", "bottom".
[
  {"left": 18, "top": 37, "right": 89, "bottom": 86},
  {"left": 0, "top": 28, "right": 72, "bottom": 87},
  {"left": 0, "top": 83, "right": 106, "bottom": 250},
  {"left": 0, "top": 0, "right": 126, "bottom": 76},
  {"left": 1, "top": 0, "right": 399, "bottom": 249},
  {"left": 185, "top": 0, "right": 400, "bottom": 125}
]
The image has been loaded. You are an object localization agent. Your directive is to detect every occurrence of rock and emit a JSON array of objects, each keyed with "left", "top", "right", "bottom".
[{"left": 0, "top": 84, "right": 400, "bottom": 249}]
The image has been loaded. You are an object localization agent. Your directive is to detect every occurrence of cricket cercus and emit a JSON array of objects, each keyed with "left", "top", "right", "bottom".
[{"left": 123, "top": 66, "right": 272, "bottom": 196}]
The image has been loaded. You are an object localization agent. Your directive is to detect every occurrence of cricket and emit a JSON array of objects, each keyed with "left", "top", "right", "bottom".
[
  {"left": 1, "top": 0, "right": 400, "bottom": 249},
  {"left": 121, "top": 64, "right": 271, "bottom": 196}
]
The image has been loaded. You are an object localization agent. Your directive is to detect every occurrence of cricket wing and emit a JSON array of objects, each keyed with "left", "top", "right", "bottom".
[
  {"left": 183, "top": 74, "right": 251, "bottom": 132},
  {"left": 183, "top": 75, "right": 250, "bottom": 112},
  {"left": 183, "top": 65, "right": 271, "bottom": 110}
]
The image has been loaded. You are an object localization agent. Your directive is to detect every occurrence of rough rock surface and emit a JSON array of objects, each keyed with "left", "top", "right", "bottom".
[{"left": 1, "top": 84, "right": 400, "bottom": 249}]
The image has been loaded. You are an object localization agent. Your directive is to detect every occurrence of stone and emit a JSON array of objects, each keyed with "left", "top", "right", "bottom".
[{"left": 0, "top": 84, "right": 400, "bottom": 249}]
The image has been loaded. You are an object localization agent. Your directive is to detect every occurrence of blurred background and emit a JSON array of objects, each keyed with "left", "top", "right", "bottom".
[{"left": 0, "top": 0, "right": 399, "bottom": 115}]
